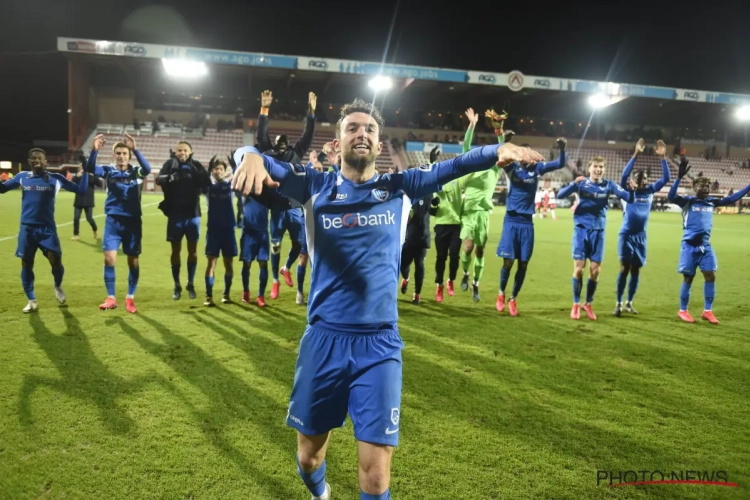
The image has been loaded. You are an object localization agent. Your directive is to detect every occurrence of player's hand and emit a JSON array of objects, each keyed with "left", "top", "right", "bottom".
[
  {"left": 655, "top": 139, "right": 666, "bottom": 157},
  {"left": 322, "top": 142, "right": 334, "bottom": 155},
  {"left": 496, "top": 143, "right": 543, "bottom": 167},
  {"left": 309, "top": 150, "right": 318, "bottom": 163},
  {"left": 503, "top": 130, "right": 516, "bottom": 143},
  {"left": 575, "top": 176, "right": 587, "bottom": 184},
  {"left": 429, "top": 146, "right": 441, "bottom": 164},
  {"left": 261, "top": 90, "right": 273, "bottom": 108},
  {"left": 431, "top": 196, "right": 440, "bottom": 207},
  {"left": 308, "top": 92, "right": 317, "bottom": 114},
  {"left": 678, "top": 158, "right": 691, "bottom": 179},
  {"left": 633, "top": 138, "right": 645, "bottom": 155},
  {"left": 231, "top": 152, "right": 279, "bottom": 195},
  {"left": 124, "top": 133, "right": 136, "bottom": 151},
  {"left": 465, "top": 108, "right": 478, "bottom": 126},
  {"left": 76, "top": 166, "right": 83, "bottom": 177},
  {"left": 92, "top": 134, "right": 105, "bottom": 151},
  {"left": 556, "top": 137, "right": 567, "bottom": 152},
  {"left": 628, "top": 179, "right": 637, "bottom": 190}
]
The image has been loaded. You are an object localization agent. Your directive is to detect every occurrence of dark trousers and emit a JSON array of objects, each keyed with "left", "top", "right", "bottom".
[
  {"left": 74, "top": 207, "right": 97, "bottom": 235},
  {"left": 434, "top": 224, "right": 461, "bottom": 284},
  {"left": 401, "top": 243, "right": 428, "bottom": 295}
]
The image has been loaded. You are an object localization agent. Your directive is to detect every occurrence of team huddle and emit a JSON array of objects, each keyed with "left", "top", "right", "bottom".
[{"left": 2, "top": 96, "right": 749, "bottom": 499}]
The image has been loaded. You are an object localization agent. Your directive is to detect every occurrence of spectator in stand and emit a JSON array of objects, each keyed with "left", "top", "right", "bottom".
[{"left": 256, "top": 90, "right": 317, "bottom": 164}]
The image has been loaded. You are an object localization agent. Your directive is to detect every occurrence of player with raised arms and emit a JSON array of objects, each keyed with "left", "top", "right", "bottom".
[
  {"left": 614, "top": 139, "right": 670, "bottom": 316},
  {"left": 668, "top": 160, "right": 750, "bottom": 324},
  {"left": 231, "top": 98, "right": 541, "bottom": 500},
  {"left": 496, "top": 137, "right": 567, "bottom": 316},
  {"left": 0, "top": 148, "right": 88, "bottom": 312},
  {"left": 557, "top": 156, "right": 633, "bottom": 320},
  {"left": 87, "top": 134, "right": 151, "bottom": 313}
]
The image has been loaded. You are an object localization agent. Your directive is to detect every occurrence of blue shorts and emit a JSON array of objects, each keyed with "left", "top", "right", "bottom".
[
  {"left": 286, "top": 324, "right": 404, "bottom": 446},
  {"left": 167, "top": 216, "right": 200, "bottom": 243},
  {"left": 270, "top": 208, "right": 303, "bottom": 245},
  {"left": 496, "top": 222, "right": 534, "bottom": 261},
  {"left": 16, "top": 224, "right": 61, "bottom": 260},
  {"left": 618, "top": 232, "right": 647, "bottom": 267},
  {"left": 103, "top": 215, "right": 142, "bottom": 256},
  {"left": 240, "top": 229, "right": 270, "bottom": 262},
  {"left": 205, "top": 226, "right": 238, "bottom": 257},
  {"left": 678, "top": 242, "right": 718, "bottom": 275},
  {"left": 572, "top": 227, "right": 605, "bottom": 262}
]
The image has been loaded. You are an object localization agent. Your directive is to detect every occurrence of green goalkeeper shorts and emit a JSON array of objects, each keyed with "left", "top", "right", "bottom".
[{"left": 460, "top": 210, "right": 490, "bottom": 246}]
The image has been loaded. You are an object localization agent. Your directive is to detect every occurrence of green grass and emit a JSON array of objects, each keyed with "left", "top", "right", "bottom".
[{"left": 0, "top": 191, "right": 749, "bottom": 499}]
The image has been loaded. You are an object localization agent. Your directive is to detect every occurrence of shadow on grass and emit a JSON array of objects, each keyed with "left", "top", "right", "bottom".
[{"left": 108, "top": 314, "right": 300, "bottom": 499}]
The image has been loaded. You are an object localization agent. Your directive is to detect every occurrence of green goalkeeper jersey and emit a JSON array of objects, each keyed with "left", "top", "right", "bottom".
[{"left": 461, "top": 126, "right": 503, "bottom": 213}]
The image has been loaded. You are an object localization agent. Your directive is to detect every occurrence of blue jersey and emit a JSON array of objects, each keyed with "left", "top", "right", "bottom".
[
  {"left": 504, "top": 150, "right": 567, "bottom": 222},
  {"left": 241, "top": 195, "right": 269, "bottom": 231},
  {"left": 87, "top": 149, "right": 151, "bottom": 217},
  {"left": 668, "top": 179, "right": 750, "bottom": 245},
  {"left": 558, "top": 178, "right": 632, "bottom": 229},
  {"left": 620, "top": 158, "right": 670, "bottom": 234},
  {"left": 234, "top": 143, "right": 500, "bottom": 328},
  {"left": 0, "top": 171, "right": 87, "bottom": 227},
  {"left": 205, "top": 180, "right": 236, "bottom": 229}
]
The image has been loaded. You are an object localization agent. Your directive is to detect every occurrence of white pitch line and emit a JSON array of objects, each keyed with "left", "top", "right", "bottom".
[{"left": 0, "top": 201, "right": 161, "bottom": 243}]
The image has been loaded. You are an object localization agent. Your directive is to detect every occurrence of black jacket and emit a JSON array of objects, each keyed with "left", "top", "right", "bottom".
[
  {"left": 404, "top": 195, "right": 433, "bottom": 248},
  {"left": 156, "top": 156, "right": 210, "bottom": 218},
  {"left": 73, "top": 172, "right": 102, "bottom": 208},
  {"left": 256, "top": 114, "right": 316, "bottom": 165}
]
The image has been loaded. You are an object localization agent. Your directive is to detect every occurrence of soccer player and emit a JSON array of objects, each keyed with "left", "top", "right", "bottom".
[
  {"left": 236, "top": 190, "right": 276, "bottom": 308},
  {"left": 533, "top": 188, "right": 545, "bottom": 218},
  {"left": 0, "top": 148, "right": 88, "bottom": 312},
  {"left": 459, "top": 108, "right": 507, "bottom": 301},
  {"left": 430, "top": 145, "right": 462, "bottom": 302},
  {"left": 156, "top": 141, "right": 210, "bottom": 300},
  {"left": 667, "top": 160, "right": 750, "bottom": 324},
  {"left": 399, "top": 188, "right": 434, "bottom": 304},
  {"left": 557, "top": 157, "right": 633, "bottom": 320},
  {"left": 72, "top": 157, "right": 102, "bottom": 240},
  {"left": 496, "top": 138, "right": 568, "bottom": 316},
  {"left": 614, "top": 139, "right": 670, "bottom": 316},
  {"left": 231, "top": 98, "right": 540, "bottom": 500},
  {"left": 546, "top": 188, "right": 558, "bottom": 219},
  {"left": 203, "top": 156, "right": 238, "bottom": 306},
  {"left": 256, "top": 90, "right": 317, "bottom": 164},
  {"left": 87, "top": 134, "right": 151, "bottom": 313}
]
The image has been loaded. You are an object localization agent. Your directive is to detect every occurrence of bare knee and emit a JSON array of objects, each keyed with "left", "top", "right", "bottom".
[
  {"left": 683, "top": 274, "right": 694, "bottom": 285},
  {"left": 104, "top": 251, "right": 117, "bottom": 266},
  {"left": 358, "top": 442, "right": 393, "bottom": 495},
  {"left": 502, "top": 259, "right": 514, "bottom": 271},
  {"left": 462, "top": 239, "right": 474, "bottom": 254},
  {"left": 589, "top": 262, "right": 601, "bottom": 281},
  {"left": 297, "top": 432, "right": 330, "bottom": 472},
  {"left": 572, "top": 260, "right": 585, "bottom": 280},
  {"left": 474, "top": 245, "right": 484, "bottom": 259},
  {"left": 299, "top": 253, "right": 308, "bottom": 267},
  {"left": 703, "top": 271, "right": 716, "bottom": 283},
  {"left": 620, "top": 262, "right": 631, "bottom": 274},
  {"left": 127, "top": 256, "right": 139, "bottom": 269}
]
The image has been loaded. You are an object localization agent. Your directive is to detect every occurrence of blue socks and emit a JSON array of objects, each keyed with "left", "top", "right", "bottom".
[
  {"left": 21, "top": 267, "right": 36, "bottom": 300},
  {"left": 297, "top": 265, "right": 306, "bottom": 293},
  {"left": 104, "top": 265, "right": 116, "bottom": 296},
  {"left": 361, "top": 491, "right": 390, "bottom": 499},
  {"left": 259, "top": 267, "right": 268, "bottom": 297},
  {"left": 286, "top": 247, "right": 300, "bottom": 269},
  {"left": 680, "top": 281, "right": 692, "bottom": 310},
  {"left": 704, "top": 281, "right": 715, "bottom": 311},
  {"left": 296, "top": 457, "right": 327, "bottom": 497},
  {"left": 223, "top": 274, "right": 232, "bottom": 296},
  {"left": 187, "top": 261, "right": 197, "bottom": 285},
  {"left": 241, "top": 264, "right": 250, "bottom": 292},
  {"left": 51, "top": 264, "right": 64, "bottom": 287},
  {"left": 271, "top": 252, "right": 281, "bottom": 280},
  {"left": 171, "top": 264, "right": 180, "bottom": 285},
  {"left": 205, "top": 275, "right": 215, "bottom": 298},
  {"left": 499, "top": 267, "right": 510, "bottom": 294},
  {"left": 511, "top": 267, "right": 527, "bottom": 298},
  {"left": 128, "top": 266, "right": 139, "bottom": 297},
  {"left": 627, "top": 273, "right": 639, "bottom": 302},
  {"left": 572, "top": 277, "right": 582, "bottom": 304},
  {"left": 586, "top": 279, "right": 598, "bottom": 304},
  {"left": 616, "top": 271, "right": 627, "bottom": 303}
]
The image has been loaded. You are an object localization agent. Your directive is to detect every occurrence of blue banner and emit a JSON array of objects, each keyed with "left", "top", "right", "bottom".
[
  {"left": 338, "top": 62, "right": 466, "bottom": 82},
  {"left": 184, "top": 48, "right": 297, "bottom": 69}
]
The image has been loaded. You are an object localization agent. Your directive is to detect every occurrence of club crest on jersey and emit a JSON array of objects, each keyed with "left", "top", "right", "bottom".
[
  {"left": 372, "top": 188, "right": 390, "bottom": 202},
  {"left": 418, "top": 163, "right": 433, "bottom": 172},
  {"left": 391, "top": 408, "right": 400, "bottom": 425},
  {"left": 292, "top": 164, "right": 307, "bottom": 176}
]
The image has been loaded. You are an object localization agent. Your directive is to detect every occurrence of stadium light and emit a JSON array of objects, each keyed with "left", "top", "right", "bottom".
[
  {"left": 588, "top": 94, "right": 611, "bottom": 109},
  {"left": 368, "top": 75, "right": 393, "bottom": 92},
  {"left": 161, "top": 58, "right": 208, "bottom": 78},
  {"left": 735, "top": 105, "right": 750, "bottom": 121}
]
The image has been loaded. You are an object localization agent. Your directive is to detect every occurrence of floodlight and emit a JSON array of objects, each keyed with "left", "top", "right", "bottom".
[
  {"left": 735, "top": 105, "right": 750, "bottom": 121},
  {"left": 588, "top": 94, "right": 610, "bottom": 109},
  {"left": 368, "top": 75, "right": 393, "bottom": 92},
  {"left": 161, "top": 59, "right": 208, "bottom": 78}
]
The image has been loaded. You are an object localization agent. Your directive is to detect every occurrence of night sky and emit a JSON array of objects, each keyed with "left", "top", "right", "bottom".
[{"left": 2, "top": 0, "right": 749, "bottom": 158}]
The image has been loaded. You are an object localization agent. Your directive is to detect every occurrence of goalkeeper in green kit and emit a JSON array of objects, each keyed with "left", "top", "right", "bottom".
[{"left": 460, "top": 108, "right": 513, "bottom": 301}]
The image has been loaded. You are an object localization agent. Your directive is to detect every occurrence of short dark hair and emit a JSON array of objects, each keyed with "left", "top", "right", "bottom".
[
  {"left": 177, "top": 141, "right": 193, "bottom": 150},
  {"left": 28, "top": 148, "right": 46, "bottom": 158},
  {"left": 336, "top": 98, "right": 385, "bottom": 138}
]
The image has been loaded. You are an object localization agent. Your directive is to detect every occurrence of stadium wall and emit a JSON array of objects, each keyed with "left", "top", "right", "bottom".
[{"left": 95, "top": 88, "right": 136, "bottom": 124}]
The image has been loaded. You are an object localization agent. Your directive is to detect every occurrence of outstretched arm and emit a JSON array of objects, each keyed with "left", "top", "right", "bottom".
[
  {"left": 293, "top": 92, "right": 317, "bottom": 158},
  {"left": 536, "top": 139, "right": 568, "bottom": 175},
  {"left": 648, "top": 140, "right": 669, "bottom": 191},
  {"left": 557, "top": 182, "right": 578, "bottom": 199},
  {"left": 667, "top": 178, "right": 687, "bottom": 207},
  {"left": 609, "top": 180, "right": 634, "bottom": 202},
  {"left": 0, "top": 175, "right": 22, "bottom": 194},
  {"left": 51, "top": 172, "right": 88, "bottom": 194},
  {"left": 716, "top": 182, "right": 750, "bottom": 206},
  {"left": 462, "top": 108, "right": 479, "bottom": 153},
  {"left": 620, "top": 138, "right": 645, "bottom": 188}
]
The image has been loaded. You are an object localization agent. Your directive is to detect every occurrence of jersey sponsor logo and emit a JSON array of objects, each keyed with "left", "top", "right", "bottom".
[
  {"left": 634, "top": 196, "right": 651, "bottom": 203},
  {"left": 335, "top": 193, "right": 347, "bottom": 201},
  {"left": 691, "top": 205, "right": 714, "bottom": 213},
  {"left": 372, "top": 188, "right": 390, "bottom": 202},
  {"left": 321, "top": 211, "right": 396, "bottom": 229},
  {"left": 22, "top": 184, "right": 55, "bottom": 191}
]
